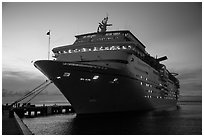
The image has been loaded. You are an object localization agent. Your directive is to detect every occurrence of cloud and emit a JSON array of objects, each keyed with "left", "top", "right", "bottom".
[
  {"left": 3, "top": 70, "right": 45, "bottom": 92},
  {"left": 3, "top": 70, "right": 32, "bottom": 79},
  {"left": 2, "top": 69, "right": 62, "bottom": 96},
  {"left": 2, "top": 68, "right": 44, "bottom": 80}
]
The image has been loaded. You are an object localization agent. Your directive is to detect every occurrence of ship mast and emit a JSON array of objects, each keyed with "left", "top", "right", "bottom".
[
  {"left": 47, "top": 30, "right": 51, "bottom": 60},
  {"left": 97, "top": 16, "right": 112, "bottom": 33}
]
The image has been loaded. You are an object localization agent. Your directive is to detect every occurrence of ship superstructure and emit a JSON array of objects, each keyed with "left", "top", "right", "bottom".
[{"left": 34, "top": 17, "right": 180, "bottom": 114}]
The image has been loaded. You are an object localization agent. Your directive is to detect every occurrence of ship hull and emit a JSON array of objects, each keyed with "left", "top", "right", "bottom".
[{"left": 34, "top": 60, "right": 177, "bottom": 114}]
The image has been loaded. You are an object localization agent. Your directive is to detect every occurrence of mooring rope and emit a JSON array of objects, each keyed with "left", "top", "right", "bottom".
[
  {"left": 25, "top": 81, "right": 52, "bottom": 105},
  {"left": 10, "top": 80, "right": 52, "bottom": 107}
]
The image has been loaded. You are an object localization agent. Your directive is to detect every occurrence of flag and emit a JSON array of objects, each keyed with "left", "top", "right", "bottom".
[{"left": 46, "top": 30, "right": 50, "bottom": 36}]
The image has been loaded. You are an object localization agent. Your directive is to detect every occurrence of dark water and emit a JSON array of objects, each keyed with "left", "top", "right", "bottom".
[{"left": 22, "top": 102, "right": 202, "bottom": 135}]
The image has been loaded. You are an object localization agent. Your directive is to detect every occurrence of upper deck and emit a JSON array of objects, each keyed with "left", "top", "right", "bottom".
[
  {"left": 53, "top": 16, "right": 146, "bottom": 54},
  {"left": 52, "top": 30, "right": 146, "bottom": 54},
  {"left": 75, "top": 30, "right": 145, "bottom": 48}
]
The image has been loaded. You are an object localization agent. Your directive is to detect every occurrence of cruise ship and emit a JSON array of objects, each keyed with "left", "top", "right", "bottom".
[{"left": 34, "top": 17, "right": 180, "bottom": 114}]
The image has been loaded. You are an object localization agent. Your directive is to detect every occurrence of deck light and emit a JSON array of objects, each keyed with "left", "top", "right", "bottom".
[
  {"left": 63, "top": 72, "right": 70, "bottom": 77},
  {"left": 56, "top": 76, "right": 61, "bottom": 79},
  {"left": 93, "top": 75, "right": 99, "bottom": 80},
  {"left": 80, "top": 78, "right": 84, "bottom": 80},
  {"left": 113, "top": 78, "right": 118, "bottom": 82}
]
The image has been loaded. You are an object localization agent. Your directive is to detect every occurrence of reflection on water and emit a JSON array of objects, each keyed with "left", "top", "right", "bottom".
[{"left": 23, "top": 102, "right": 202, "bottom": 135}]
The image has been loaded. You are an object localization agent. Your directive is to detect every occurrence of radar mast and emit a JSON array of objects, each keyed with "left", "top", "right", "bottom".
[{"left": 97, "top": 16, "right": 112, "bottom": 33}]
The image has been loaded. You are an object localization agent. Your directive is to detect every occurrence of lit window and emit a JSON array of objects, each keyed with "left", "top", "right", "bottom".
[
  {"left": 56, "top": 76, "right": 61, "bottom": 79},
  {"left": 84, "top": 78, "right": 91, "bottom": 81},
  {"left": 110, "top": 78, "right": 119, "bottom": 84},
  {"left": 81, "top": 48, "right": 87, "bottom": 52},
  {"left": 99, "top": 46, "right": 104, "bottom": 51},
  {"left": 73, "top": 49, "right": 79, "bottom": 53},
  {"left": 63, "top": 72, "right": 70, "bottom": 77},
  {"left": 93, "top": 75, "right": 99, "bottom": 80},
  {"left": 113, "top": 78, "right": 118, "bottom": 82},
  {"left": 80, "top": 78, "right": 84, "bottom": 81},
  {"left": 68, "top": 49, "right": 73, "bottom": 53},
  {"left": 105, "top": 46, "right": 110, "bottom": 50},
  {"left": 110, "top": 46, "right": 117, "bottom": 50},
  {"left": 116, "top": 46, "right": 121, "bottom": 50},
  {"left": 122, "top": 46, "right": 127, "bottom": 49},
  {"left": 128, "top": 45, "right": 132, "bottom": 49},
  {"left": 93, "top": 47, "right": 99, "bottom": 51}
]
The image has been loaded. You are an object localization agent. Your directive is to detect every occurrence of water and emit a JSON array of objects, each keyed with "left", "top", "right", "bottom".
[{"left": 22, "top": 102, "right": 202, "bottom": 135}]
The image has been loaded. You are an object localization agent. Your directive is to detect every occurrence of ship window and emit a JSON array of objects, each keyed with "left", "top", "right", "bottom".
[
  {"left": 63, "top": 72, "right": 70, "bottom": 77},
  {"left": 93, "top": 75, "right": 99, "bottom": 80},
  {"left": 113, "top": 78, "right": 118, "bottom": 82},
  {"left": 56, "top": 76, "right": 61, "bottom": 79},
  {"left": 128, "top": 45, "right": 132, "bottom": 49},
  {"left": 80, "top": 78, "right": 85, "bottom": 81},
  {"left": 57, "top": 44, "right": 144, "bottom": 55}
]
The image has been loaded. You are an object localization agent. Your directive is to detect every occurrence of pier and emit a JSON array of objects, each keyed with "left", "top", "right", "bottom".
[
  {"left": 2, "top": 103, "right": 75, "bottom": 135},
  {"left": 3, "top": 103, "right": 75, "bottom": 118}
]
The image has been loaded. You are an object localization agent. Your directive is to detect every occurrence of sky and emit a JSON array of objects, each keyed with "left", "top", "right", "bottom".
[{"left": 2, "top": 2, "right": 202, "bottom": 97}]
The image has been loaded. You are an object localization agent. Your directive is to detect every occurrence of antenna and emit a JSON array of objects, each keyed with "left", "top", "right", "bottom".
[{"left": 106, "top": 13, "right": 109, "bottom": 18}]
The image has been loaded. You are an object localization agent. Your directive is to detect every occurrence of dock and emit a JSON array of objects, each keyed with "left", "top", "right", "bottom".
[
  {"left": 2, "top": 104, "right": 75, "bottom": 135},
  {"left": 3, "top": 103, "right": 75, "bottom": 118},
  {"left": 2, "top": 110, "right": 32, "bottom": 135}
]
